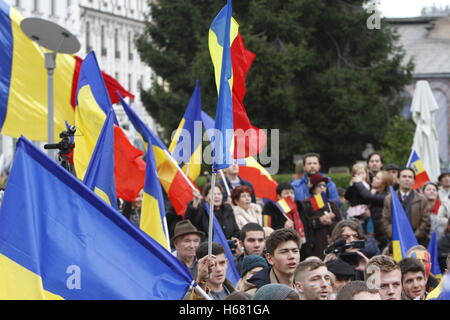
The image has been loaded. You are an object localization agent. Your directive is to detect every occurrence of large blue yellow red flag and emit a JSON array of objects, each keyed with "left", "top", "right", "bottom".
[
  {"left": 427, "top": 232, "right": 443, "bottom": 279},
  {"left": 0, "top": 137, "right": 193, "bottom": 299},
  {"left": 209, "top": 0, "right": 234, "bottom": 170},
  {"left": 406, "top": 150, "right": 431, "bottom": 190},
  {"left": 203, "top": 202, "right": 240, "bottom": 286},
  {"left": 390, "top": 186, "right": 419, "bottom": 262},
  {"left": 141, "top": 134, "right": 170, "bottom": 250},
  {"left": 119, "top": 94, "right": 195, "bottom": 216},
  {"left": 169, "top": 81, "right": 203, "bottom": 181},
  {"left": 0, "top": 0, "right": 75, "bottom": 140},
  {"left": 83, "top": 110, "right": 118, "bottom": 210},
  {"left": 75, "top": 52, "right": 145, "bottom": 202}
]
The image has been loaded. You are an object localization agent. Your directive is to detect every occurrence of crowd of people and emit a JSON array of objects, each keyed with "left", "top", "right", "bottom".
[{"left": 134, "top": 152, "right": 450, "bottom": 300}]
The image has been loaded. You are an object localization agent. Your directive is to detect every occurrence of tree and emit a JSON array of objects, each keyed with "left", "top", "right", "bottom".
[
  {"left": 136, "top": 0, "right": 413, "bottom": 172},
  {"left": 379, "top": 115, "right": 415, "bottom": 166}
]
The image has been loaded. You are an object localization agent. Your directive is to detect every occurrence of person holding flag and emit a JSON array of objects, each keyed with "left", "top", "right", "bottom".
[
  {"left": 382, "top": 168, "right": 430, "bottom": 247},
  {"left": 302, "top": 174, "right": 342, "bottom": 259}
]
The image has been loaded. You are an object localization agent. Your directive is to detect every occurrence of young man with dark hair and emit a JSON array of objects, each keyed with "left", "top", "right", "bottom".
[
  {"left": 406, "top": 245, "right": 440, "bottom": 292},
  {"left": 219, "top": 161, "right": 256, "bottom": 203},
  {"left": 245, "top": 229, "right": 301, "bottom": 294},
  {"left": 365, "top": 255, "right": 402, "bottom": 300},
  {"left": 399, "top": 257, "right": 427, "bottom": 300},
  {"left": 234, "top": 223, "right": 266, "bottom": 275},
  {"left": 185, "top": 242, "right": 235, "bottom": 300},
  {"left": 382, "top": 168, "right": 430, "bottom": 246},
  {"left": 294, "top": 260, "right": 333, "bottom": 300},
  {"left": 336, "top": 280, "right": 381, "bottom": 300},
  {"left": 367, "top": 152, "right": 384, "bottom": 184},
  {"left": 291, "top": 153, "right": 340, "bottom": 206}
]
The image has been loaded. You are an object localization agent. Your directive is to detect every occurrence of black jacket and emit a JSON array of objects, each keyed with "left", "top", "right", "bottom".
[
  {"left": 353, "top": 182, "right": 387, "bottom": 221},
  {"left": 185, "top": 201, "right": 240, "bottom": 240}
]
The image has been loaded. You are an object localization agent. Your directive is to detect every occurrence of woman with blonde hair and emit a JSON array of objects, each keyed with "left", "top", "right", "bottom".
[{"left": 351, "top": 170, "right": 393, "bottom": 251}]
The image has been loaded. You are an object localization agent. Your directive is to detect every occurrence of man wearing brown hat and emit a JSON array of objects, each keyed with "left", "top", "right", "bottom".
[{"left": 172, "top": 220, "right": 205, "bottom": 279}]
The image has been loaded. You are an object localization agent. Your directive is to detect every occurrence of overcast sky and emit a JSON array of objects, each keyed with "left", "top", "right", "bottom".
[{"left": 378, "top": 0, "right": 450, "bottom": 17}]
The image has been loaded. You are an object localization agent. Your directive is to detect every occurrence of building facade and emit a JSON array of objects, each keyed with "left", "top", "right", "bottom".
[{"left": 1, "top": 0, "right": 155, "bottom": 171}]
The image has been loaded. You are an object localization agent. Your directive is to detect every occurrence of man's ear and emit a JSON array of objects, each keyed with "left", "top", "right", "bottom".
[
  {"left": 265, "top": 252, "right": 274, "bottom": 266},
  {"left": 294, "top": 281, "right": 303, "bottom": 295}
]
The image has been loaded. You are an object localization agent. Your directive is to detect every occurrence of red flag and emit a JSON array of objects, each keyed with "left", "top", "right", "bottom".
[
  {"left": 113, "top": 126, "right": 146, "bottom": 202},
  {"left": 231, "top": 33, "right": 267, "bottom": 159}
]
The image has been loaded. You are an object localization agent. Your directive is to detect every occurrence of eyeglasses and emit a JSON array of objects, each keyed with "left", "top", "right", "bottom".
[{"left": 317, "top": 183, "right": 327, "bottom": 188}]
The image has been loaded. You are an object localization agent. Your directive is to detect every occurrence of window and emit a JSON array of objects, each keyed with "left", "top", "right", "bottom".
[
  {"left": 101, "top": 25, "right": 107, "bottom": 56},
  {"left": 86, "top": 22, "right": 91, "bottom": 54},
  {"left": 128, "top": 74, "right": 132, "bottom": 92},
  {"left": 50, "top": 0, "right": 56, "bottom": 16},
  {"left": 33, "top": 0, "right": 39, "bottom": 12},
  {"left": 128, "top": 31, "right": 133, "bottom": 60},
  {"left": 114, "top": 28, "right": 120, "bottom": 59}
]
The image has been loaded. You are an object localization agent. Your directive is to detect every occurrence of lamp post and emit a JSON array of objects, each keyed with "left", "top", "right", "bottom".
[{"left": 20, "top": 18, "right": 80, "bottom": 159}]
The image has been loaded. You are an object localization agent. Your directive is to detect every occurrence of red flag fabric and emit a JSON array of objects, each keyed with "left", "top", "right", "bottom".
[{"left": 231, "top": 33, "right": 267, "bottom": 159}]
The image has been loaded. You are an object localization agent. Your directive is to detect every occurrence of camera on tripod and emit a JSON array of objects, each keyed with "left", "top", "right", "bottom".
[{"left": 44, "top": 126, "right": 76, "bottom": 174}]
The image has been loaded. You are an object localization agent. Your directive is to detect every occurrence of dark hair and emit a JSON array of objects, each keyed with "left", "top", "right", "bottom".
[
  {"left": 367, "top": 152, "right": 384, "bottom": 166},
  {"left": 336, "top": 280, "right": 379, "bottom": 300},
  {"left": 303, "top": 153, "right": 321, "bottom": 164},
  {"left": 230, "top": 185, "right": 253, "bottom": 205},
  {"left": 202, "top": 183, "right": 225, "bottom": 198},
  {"left": 265, "top": 228, "right": 300, "bottom": 255},
  {"left": 399, "top": 258, "right": 425, "bottom": 280},
  {"left": 276, "top": 182, "right": 294, "bottom": 196},
  {"left": 330, "top": 219, "right": 366, "bottom": 243},
  {"left": 196, "top": 242, "right": 225, "bottom": 260},
  {"left": 239, "top": 223, "right": 265, "bottom": 241},
  {"left": 399, "top": 167, "right": 416, "bottom": 179},
  {"left": 224, "top": 291, "right": 251, "bottom": 300}
]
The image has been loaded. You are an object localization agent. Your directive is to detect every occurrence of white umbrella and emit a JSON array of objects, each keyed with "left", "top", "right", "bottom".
[{"left": 411, "top": 80, "right": 440, "bottom": 182}]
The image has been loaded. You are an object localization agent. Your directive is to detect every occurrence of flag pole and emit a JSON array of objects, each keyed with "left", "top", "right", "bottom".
[
  {"left": 219, "top": 169, "right": 231, "bottom": 197},
  {"left": 208, "top": 170, "right": 217, "bottom": 259},
  {"left": 193, "top": 282, "right": 212, "bottom": 300}
]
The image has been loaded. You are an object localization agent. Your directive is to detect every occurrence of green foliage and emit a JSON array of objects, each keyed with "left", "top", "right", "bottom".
[
  {"left": 379, "top": 115, "right": 415, "bottom": 166},
  {"left": 137, "top": 0, "right": 414, "bottom": 172}
]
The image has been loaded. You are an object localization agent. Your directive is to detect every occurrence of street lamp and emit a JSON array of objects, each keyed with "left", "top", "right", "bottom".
[{"left": 20, "top": 18, "right": 80, "bottom": 159}]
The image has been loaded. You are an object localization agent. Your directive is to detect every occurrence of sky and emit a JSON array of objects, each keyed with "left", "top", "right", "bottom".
[{"left": 378, "top": 0, "right": 450, "bottom": 17}]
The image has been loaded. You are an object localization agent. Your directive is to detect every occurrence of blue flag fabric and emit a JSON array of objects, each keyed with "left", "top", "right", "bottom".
[
  {"left": 0, "top": 137, "right": 193, "bottom": 299},
  {"left": 438, "top": 275, "right": 450, "bottom": 300},
  {"left": 210, "top": 0, "right": 234, "bottom": 171},
  {"left": 83, "top": 110, "right": 118, "bottom": 210},
  {"left": 203, "top": 202, "right": 240, "bottom": 286},
  {"left": 427, "top": 232, "right": 442, "bottom": 278},
  {"left": 390, "top": 187, "right": 419, "bottom": 261}
]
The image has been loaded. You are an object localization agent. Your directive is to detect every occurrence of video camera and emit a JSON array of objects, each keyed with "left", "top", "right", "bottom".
[
  {"left": 44, "top": 126, "right": 76, "bottom": 175},
  {"left": 324, "top": 239, "right": 365, "bottom": 255},
  {"left": 324, "top": 239, "right": 366, "bottom": 267}
]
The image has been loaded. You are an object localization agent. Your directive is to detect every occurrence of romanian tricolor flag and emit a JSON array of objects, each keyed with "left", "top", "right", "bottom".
[
  {"left": 83, "top": 110, "right": 118, "bottom": 210},
  {"left": 427, "top": 232, "right": 443, "bottom": 279},
  {"left": 390, "top": 187, "right": 419, "bottom": 262},
  {"left": 407, "top": 150, "right": 431, "bottom": 190},
  {"left": 276, "top": 197, "right": 297, "bottom": 215},
  {"left": 169, "top": 81, "right": 203, "bottom": 182},
  {"left": 310, "top": 192, "right": 328, "bottom": 212},
  {"left": 202, "top": 111, "right": 277, "bottom": 201},
  {"left": 0, "top": 2, "right": 134, "bottom": 141},
  {"left": 119, "top": 94, "right": 196, "bottom": 216},
  {"left": 0, "top": 137, "right": 193, "bottom": 299},
  {"left": 75, "top": 52, "right": 145, "bottom": 202},
  {"left": 140, "top": 133, "right": 170, "bottom": 250},
  {"left": 209, "top": 0, "right": 266, "bottom": 160}
]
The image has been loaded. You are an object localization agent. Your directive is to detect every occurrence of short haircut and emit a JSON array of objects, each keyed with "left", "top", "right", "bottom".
[
  {"left": 239, "top": 222, "right": 265, "bottom": 241},
  {"left": 224, "top": 291, "right": 251, "bottom": 300},
  {"left": 336, "top": 281, "right": 379, "bottom": 300},
  {"left": 196, "top": 242, "right": 225, "bottom": 260},
  {"left": 202, "top": 183, "right": 225, "bottom": 198},
  {"left": 365, "top": 255, "right": 400, "bottom": 281},
  {"left": 367, "top": 152, "right": 384, "bottom": 166},
  {"left": 265, "top": 228, "right": 300, "bottom": 256},
  {"left": 399, "top": 167, "right": 416, "bottom": 179},
  {"left": 276, "top": 182, "right": 294, "bottom": 196},
  {"left": 294, "top": 259, "right": 326, "bottom": 282},
  {"left": 399, "top": 258, "right": 425, "bottom": 280},
  {"left": 230, "top": 185, "right": 253, "bottom": 205},
  {"left": 303, "top": 153, "right": 321, "bottom": 164},
  {"left": 330, "top": 219, "right": 366, "bottom": 243}
]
